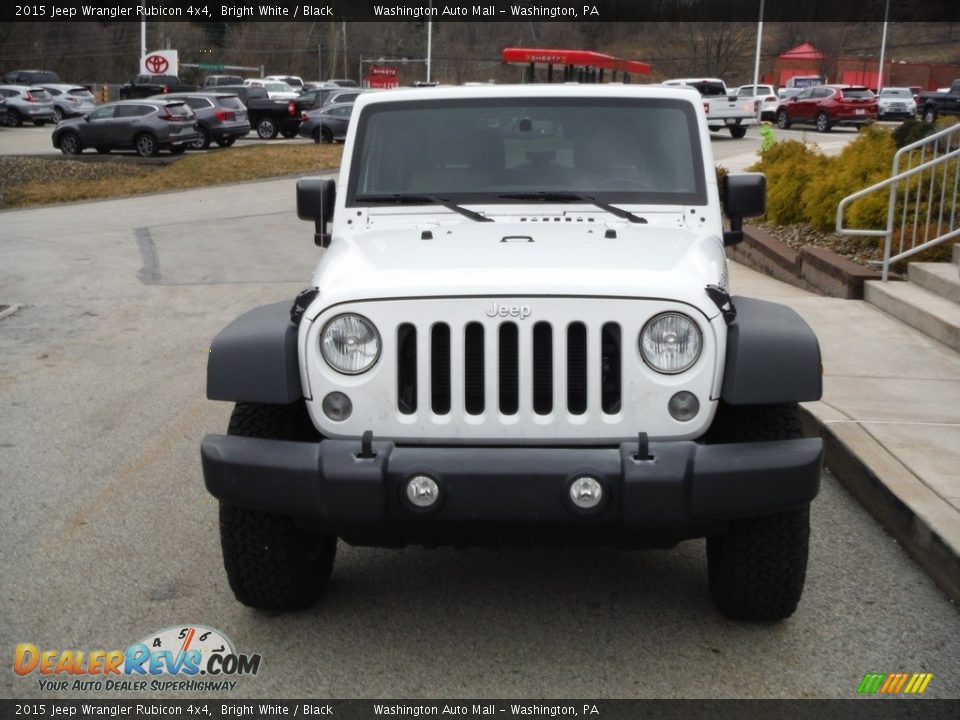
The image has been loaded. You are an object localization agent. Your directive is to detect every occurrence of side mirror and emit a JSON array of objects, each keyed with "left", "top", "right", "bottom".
[
  {"left": 297, "top": 178, "right": 336, "bottom": 247},
  {"left": 722, "top": 172, "right": 765, "bottom": 247}
]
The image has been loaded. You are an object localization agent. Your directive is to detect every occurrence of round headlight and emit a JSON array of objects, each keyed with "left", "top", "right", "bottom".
[
  {"left": 320, "top": 314, "right": 381, "bottom": 374},
  {"left": 640, "top": 312, "right": 702, "bottom": 374}
]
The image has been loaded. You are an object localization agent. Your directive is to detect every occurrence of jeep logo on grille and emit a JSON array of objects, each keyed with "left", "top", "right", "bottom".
[{"left": 485, "top": 301, "right": 532, "bottom": 319}]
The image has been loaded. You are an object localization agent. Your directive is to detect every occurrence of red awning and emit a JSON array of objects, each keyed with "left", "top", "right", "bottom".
[{"left": 501, "top": 48, "right": 650, "bottom": 75}]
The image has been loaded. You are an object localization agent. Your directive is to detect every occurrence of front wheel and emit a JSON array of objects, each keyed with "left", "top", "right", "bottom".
[
  {"left": 703, "top": 402, "right": 811, "bottom": 620},
  {"left": 219, "top": 503, "right": 337, "bottom": 612},
  {"left": 815, "top": 112, "right": 831, "bottom": 133},
  {"left": 134, "top": 133, "right": 158, "bottom": 157},
  {"left": 707, "top": 507, "right": 810, "bottom": 621},
  {"left": 59, "top": 132, "right": 82, "bottom": 155},
  {"left": 729, "top": 125, "right": 747, "bottom": 139},
  {"left": 776, "top": 109, "right": 790, "bottom": 130},
  {"left": 256, "top": 117, "right": 278, "bottom": 139},
  {"left": 218, "top": 402, "right": 335, "bottom": 611}
]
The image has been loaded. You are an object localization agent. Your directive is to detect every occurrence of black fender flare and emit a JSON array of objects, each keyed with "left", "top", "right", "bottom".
[
  {"left": 207, "top": 301, "right": 302, "bottom": 404},
  {"left": 721, "top": 296, "right": 822, "bottom": 405}
]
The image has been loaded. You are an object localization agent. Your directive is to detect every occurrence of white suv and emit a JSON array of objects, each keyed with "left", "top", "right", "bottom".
[{"left": 202, "top": 84, "right": 824, "bottom": 621}]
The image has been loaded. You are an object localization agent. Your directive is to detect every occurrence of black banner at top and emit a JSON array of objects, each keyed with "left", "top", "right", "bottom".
[{"left": 2, "top": 0, "right": 959, "bottom": 23}]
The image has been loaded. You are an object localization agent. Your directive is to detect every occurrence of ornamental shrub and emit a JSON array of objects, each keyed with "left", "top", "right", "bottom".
[
  {"left": 803, "top": 124, "right": 896, "bottom": 232},
  {"left": 748, "top": 140, "right": 827, "bottom": 225}
]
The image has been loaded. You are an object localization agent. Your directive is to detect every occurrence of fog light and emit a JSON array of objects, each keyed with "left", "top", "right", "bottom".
[
  {"left": 322, "top": 392, "right": 353, "bottom": 421},
  {"left": 406, "top": 475, "right": 440, "bottom": 509},
  {"left": 668, "top": 391, "right": 700, "bottom": 421},
  {"left": 569, "top": 476, "right": 603, "bottom": 510}
]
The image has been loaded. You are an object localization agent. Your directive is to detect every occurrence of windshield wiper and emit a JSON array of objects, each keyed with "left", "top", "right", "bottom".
[
  {"left": 354, "top": 193, "right": 493, "bottom": 222},
  {"left": 497, "top": 192, "right": 647, "bottom": 224}
]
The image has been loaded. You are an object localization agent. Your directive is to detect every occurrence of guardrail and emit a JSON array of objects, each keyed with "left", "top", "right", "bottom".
[{"left": 837, "top": 123, "right": 960, "bottom": 281}]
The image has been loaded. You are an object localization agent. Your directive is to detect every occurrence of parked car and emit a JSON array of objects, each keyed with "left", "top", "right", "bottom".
[
  {"left": 735, "top": 84, "right": 778, "bottom": 121},
  {"left": 154, "top": 92, "right": 250, "bottom": 149},
  {"left": 325, "top": 78, "right": 358, "bottom": 88},
  {"left": 119, "top": 75, "right": 195, "bottom": 99},
  {"left": 322, "top": 89, "right": 364, "bottom": 107},
  {"left": 775, "top": 85, "right": 877, "bottom": 132},
  {"left": 0, "top": 96, "right": 8, "bottom": 125},
  {"left": 0, "top": 85, "right": 57, "bottom": 126},
  {"left": 242, "top": 79, "right": 298, "bottom": 100},
  {"left": 876, "top": 87, "right": 917, "bottom": 120},
  {"left": 295, "top": 86, "right": 341, "bottom": 112},
  {"left": 37, "top": 84, "right": 97, "bottom": 122},
  {"left": 203, "top": 75, "right": 244, "bottom": 88},
  {"left": 51, "top": 99, "right": 200, "bottom": 157},
  {"left": 206, "top": 85, "right": 301, "bottom": 139},
  {"left": 917, "top": 80, "right": 960, "bottom": 123},
  {"left": 298, "top": 102, "right": 354, "bottom": 143},
  {"left": 265, "top": 75, "right": 304, "bottom": 90},
  {"left": 3, "top": 69, "right": 60, "bottom": 85}
]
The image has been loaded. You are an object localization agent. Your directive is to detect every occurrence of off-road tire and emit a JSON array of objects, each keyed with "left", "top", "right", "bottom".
[
  {"left": 704, "top": 402, "right": 811, "bottom": 620},
  {"left": 707, "top": 506, "right": 810, "bottom": 621},
  {"left": 219, "top": 402, "right": 335, "bottom": 611}
]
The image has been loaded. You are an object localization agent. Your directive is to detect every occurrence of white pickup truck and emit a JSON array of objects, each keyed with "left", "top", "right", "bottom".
[
  {"left": 202, "top": 83, "right": 823, "bottom": 621},
  {"left": 663, "top": 78, "right": 758, "bottom": 138}
]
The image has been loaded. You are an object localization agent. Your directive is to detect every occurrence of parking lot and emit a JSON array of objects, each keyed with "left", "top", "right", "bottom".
[{"left": 2, "top": 150, "right": 959, "bottom": 698}]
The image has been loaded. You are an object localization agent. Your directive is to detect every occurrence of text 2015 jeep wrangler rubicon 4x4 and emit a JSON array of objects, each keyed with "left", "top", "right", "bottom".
[{"left": 201, "top": 84, "right": 823, "bottom": 621}]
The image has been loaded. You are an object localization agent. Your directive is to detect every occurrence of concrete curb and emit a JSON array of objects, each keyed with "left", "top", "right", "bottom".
[
  {"left": 801, "top": 402, "right": 960, "bottom": 605},
  {"left": 727, "top": 225, "right": 885, "bottom": 299}
]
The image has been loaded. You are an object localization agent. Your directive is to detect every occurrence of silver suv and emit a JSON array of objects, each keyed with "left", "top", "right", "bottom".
[
  {"left": 37, "top": 84, "right": 98, "bottom": 122},
  {"left": 51, "top": 99, "right": 200, "bottom": 157},
  {"left": 0, "top": 85, "right": 57, "bottom": 127},
  {"left": 154, "top": 92, "right": 250, "bottom": 149}
]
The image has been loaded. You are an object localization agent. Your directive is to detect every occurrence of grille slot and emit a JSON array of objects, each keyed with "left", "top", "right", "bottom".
[
  {"left": 566, "top": 322, "right": 588, "bottom": 415},
  {"left": 532, "top": 322, "right": 553, "bottom": 415},
  {"left": 601, "top": 322, "right": 622, "bottom": 414},
  {"left": 397, "top": 323, "right": 417, "bottom": 414},
  {"left": 498, "top": 323, "right": 519, "bottom": 415},
  {"left": 431, "top": 323, "right": 451, "bottom": 415},
  {"left": 464, "top": 322, "right": 485, "bottom": 415}
]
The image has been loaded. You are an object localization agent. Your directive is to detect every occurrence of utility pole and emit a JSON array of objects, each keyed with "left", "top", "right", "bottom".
[
  {"left": 342, "top": 22, "right": 348, "bottom": 79},
  {"left": 877, "top": 0, "right": 890, "bottom": 92}
]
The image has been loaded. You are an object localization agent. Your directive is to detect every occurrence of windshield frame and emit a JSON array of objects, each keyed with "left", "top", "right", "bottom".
[{"left": 345, "top": 96, "right": 708, "bottom": 209}]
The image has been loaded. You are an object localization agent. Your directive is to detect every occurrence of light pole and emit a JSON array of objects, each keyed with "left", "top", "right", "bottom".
[{"left": 877, "top": 0, "right": 890, "bottom": 93}]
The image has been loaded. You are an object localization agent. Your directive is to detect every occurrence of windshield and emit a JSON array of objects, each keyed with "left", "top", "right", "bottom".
[{"left": 348, "top": 97, "right": 706, "bottom": 207}]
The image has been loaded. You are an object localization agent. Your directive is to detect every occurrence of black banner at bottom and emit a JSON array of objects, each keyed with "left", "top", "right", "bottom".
[{"left": 2, "top": 700, "right": 960, "bottom": 720}]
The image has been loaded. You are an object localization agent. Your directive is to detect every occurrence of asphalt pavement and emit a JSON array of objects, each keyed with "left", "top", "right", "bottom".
[{"left": 1, "top": 177, "right": 958, "bottom": 700}]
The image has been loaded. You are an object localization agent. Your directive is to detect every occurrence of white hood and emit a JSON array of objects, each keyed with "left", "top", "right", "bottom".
[{"left": 308, "top": 218, "right": 727, "bottom": 321}]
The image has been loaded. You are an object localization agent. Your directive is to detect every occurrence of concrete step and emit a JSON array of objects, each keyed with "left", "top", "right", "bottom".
[
  {"left": 909, "top": 263, "right": 960, "bottom": 304},
  {"left": 953, "top": 243, "right": 959, "bottom": 266},
  {"left": 865, "top": 279, "right": 960, "bottom": 354}
]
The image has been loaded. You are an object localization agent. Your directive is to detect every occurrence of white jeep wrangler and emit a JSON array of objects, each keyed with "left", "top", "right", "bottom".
[{"left": 202, "top": 84, "right": 823, "bottom": 620}]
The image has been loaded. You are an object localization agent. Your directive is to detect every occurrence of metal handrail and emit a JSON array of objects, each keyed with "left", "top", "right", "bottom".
[{"left": 836, "top": 123, "right": 960, "bottom": 281}]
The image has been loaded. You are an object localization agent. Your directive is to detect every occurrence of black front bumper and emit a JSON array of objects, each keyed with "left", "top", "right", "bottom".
[{"left": 201, "top": 435, "right": 822, "bottom": 547}]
